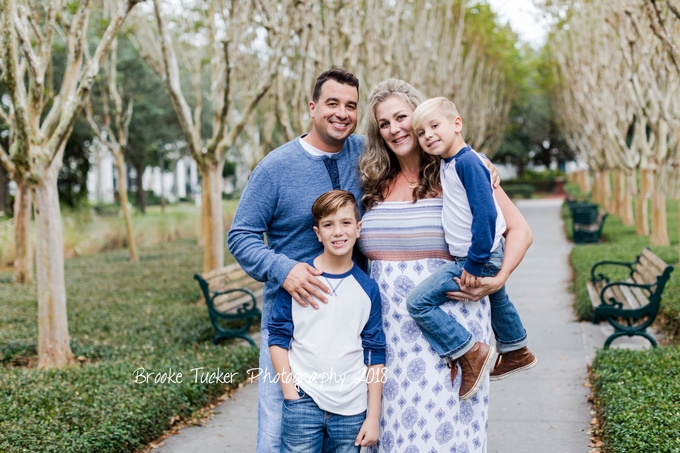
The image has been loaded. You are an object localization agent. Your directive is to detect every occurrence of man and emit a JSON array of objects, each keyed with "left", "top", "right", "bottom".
[{"left": 227, "top": 68, "right": 365, "bottom": 453}]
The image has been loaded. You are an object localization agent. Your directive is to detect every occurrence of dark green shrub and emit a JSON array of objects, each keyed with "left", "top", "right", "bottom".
[
  {"left": 502, "top": 183, "right": 535, "bottom": 199},
  {"left": 592, "top": 348, "right": 680, "bottom": 453}
]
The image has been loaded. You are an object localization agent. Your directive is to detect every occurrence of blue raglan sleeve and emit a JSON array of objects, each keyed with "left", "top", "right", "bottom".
[
  {"left": 227, "top": 164, "right": 298, "bottom": 286},
  {"left": 455, "top": 152, "right": 497, "bottom": 276},
  {"left": 267, "top": 287, "right": 295, "bottom": 349},
  {"left": 360, "top": 277, "right": 386, "bottom": 366}
]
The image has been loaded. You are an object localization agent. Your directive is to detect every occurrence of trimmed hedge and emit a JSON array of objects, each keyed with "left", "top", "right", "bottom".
[
  {"left": 0, "top": 239, "right": 259, "bottom": 452},
  {"left": 592, "top": 348, "right": 680, "bottom": 453}
]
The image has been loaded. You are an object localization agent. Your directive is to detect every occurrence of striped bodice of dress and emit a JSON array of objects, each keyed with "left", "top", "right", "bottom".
[{"left": 357, "top": 198, "right": 453, "bottom": 262}]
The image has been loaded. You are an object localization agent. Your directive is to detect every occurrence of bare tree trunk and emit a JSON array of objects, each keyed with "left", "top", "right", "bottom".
[
  {"left": 577, "top": 169, "right": 591, "bottom": 193},
  {"left": 201, "top": 160, "right": 225, "bottom": 272},
  {"left": 159, "top": 153, "right": 166, "bottom": 214},
  {"left": 198, "top": 169, "right": 206, "bottom": 247},
  {"left": 0, "top": 165, "right": 9, "bottom": 214},
  {"left": 34, "top": 165, "right": 74, "bottom": 369},
  {"left": 612, "top": 169, "right": 622, "bottom": 216},
  {"left": 135, "top": 161, "right": 146, "bottom": 214},
  {"left": 114, "top": 154, "right": 138, "bottom": 262},
  {"left": 592, "top": 169, "right": 611, "bottom": 208},
  {"left": 614, "top": 169, "right": 635, "bottom": 225},
  {"left": 636, "top": 169, "right": 652, "bottom": 236},
  {"left": 13, "top": 179, "right": 33, "bottom": 283},
  {"left": 622, "top": 170, "right": 635, "bottom": 226},
  {"left": 651, "top": 183, "right": 670, "bottom": 245}
]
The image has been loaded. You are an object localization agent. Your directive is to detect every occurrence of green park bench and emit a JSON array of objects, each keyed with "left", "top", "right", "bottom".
[
  {"left": 586, "top": 248, "right": 674, "bottom": 348},
  {"left": 569, "top": 202, "right": 607, "bottom": 244},
  {"left": 194, "top": 263, "right": 262, "bottom": 347}
]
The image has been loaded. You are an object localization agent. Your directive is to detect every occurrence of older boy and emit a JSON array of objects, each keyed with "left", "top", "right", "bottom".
[
  {"left": 268, "top": 190, "right": 385, "bottom": 452},
  {"left": 406, "top": 97, "right": 536, "bottom": 401}
]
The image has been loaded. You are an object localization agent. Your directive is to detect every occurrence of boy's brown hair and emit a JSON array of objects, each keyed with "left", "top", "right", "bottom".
[{"left": 312, "top": 190, "right": 361, "bottom": 227}]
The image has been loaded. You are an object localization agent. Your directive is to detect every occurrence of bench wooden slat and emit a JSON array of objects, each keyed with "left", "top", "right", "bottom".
[
  {"left": 619, "top": 284, "right": 642, "bottom": 309},
  {"left": 630, "top": 284, "right": 651, "bottom": 306},
  {"left": 641, "top": 248, "right": 669, "bottom": 274},
  {"left": 215, "top": 287, "right": 264, "bottom": 312},
  {"left": 632, "top": 263, "right": 658, "bottom": 286},
  {"left": 638, "top": 254, "right": 663, "bottom": 277},
  {"left": 609, "top": 285, "right": 628, "bottom": 308},
  {"left": 202, "top": 262, "right": 243, "bottom": 281},
  {"left": 586, "top": 280, "right": 604, "bottom": 308}
]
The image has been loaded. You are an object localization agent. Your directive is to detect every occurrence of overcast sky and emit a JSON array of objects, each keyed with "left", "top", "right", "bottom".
[{"left": 487, "top": 0, "right": 552, "bottom": 48}]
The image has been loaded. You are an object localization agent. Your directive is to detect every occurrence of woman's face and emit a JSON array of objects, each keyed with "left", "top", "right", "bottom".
[{"left": 375, "top": 96, "right": 418, "bottom": 158}]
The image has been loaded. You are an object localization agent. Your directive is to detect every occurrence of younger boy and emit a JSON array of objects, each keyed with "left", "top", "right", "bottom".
[
  {"left": 268, "top": 190, "right": 386, "bottom": 452},
  {"left": 407, "top": 97, "right": 536, "bottom": 401}
]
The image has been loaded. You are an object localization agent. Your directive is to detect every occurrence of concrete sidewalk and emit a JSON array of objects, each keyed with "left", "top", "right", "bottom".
[{"left": 154, "top": 197, "right": 655, "bottom": 453}]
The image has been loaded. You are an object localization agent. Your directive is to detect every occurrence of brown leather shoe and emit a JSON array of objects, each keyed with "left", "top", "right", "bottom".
[
  {"left": 459, "top": 342, "right": 495, "bottom": 400},
  {"left": 489, "top": 346, "right": 537, "bottom": 381}
]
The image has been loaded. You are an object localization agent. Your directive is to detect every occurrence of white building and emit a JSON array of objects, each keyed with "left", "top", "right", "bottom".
[{"left": 87, "top": 144, "right": 202, "bottom": 205}]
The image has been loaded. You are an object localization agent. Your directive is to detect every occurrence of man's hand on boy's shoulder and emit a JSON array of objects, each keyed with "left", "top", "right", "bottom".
[{"left": 283, "top": 262, "right": 330, "bottom": 309}]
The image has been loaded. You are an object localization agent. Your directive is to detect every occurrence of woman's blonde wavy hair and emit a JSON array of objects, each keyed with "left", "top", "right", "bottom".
[{"left": 359, "top": 79, "right": 441, "bottom": 211}]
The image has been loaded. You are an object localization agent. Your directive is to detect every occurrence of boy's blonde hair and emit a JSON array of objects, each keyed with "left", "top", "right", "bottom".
[
  {"left": 411, "top": 97, "right": 460, "bottom": 131},
  {"left": 312, "top": 190, "right": 361, "bottom": 227}
]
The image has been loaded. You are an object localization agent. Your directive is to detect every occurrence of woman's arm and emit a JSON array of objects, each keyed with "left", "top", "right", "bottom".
[{"left": 448, "top": 186, "right": 533, "bottom": 301}]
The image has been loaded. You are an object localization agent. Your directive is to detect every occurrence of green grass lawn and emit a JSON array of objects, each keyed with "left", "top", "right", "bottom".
[
  {"left": 0, "top": 239, "right": 258, "bottom": 452},
  {"left": 565, "top": 193, "right": 680, "bottom": 452}
]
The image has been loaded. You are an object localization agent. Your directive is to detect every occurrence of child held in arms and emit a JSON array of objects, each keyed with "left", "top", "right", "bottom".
[
  {"left": 406, "top": 97, "right": 537, "bottom": 401},
  {"left": 268, "top": 190, "right": 386, "bottom": 452}
]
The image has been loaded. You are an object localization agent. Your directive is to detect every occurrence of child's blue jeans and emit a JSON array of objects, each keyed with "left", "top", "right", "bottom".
[
  {"left": 280, "top": 387, "right": 364, "bottom": 453},
  {"left": 406, "top": 239, "right": 527, "bottom": 359}
]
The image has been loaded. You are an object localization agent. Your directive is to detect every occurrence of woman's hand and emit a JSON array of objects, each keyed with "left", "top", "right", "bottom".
[
  {"left": 481, "top": 158, "right": 501, "bottom": 189},
  {"left": 445, "top": 275, "right": 505, "bottom": 302}
]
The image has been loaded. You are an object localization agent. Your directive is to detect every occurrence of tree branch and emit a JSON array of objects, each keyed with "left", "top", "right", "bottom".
[
  {"left": 47, "top": 0, "right": 144, "bottom": 164},
  {"left": 222, "top": 54, "right": 281, "bottom": 150},
  {"left": 150, "top": 0, "right": 201, "bottom": 159},
  {"left": 13, "top": 3, "right": 42, "bottom": 83},
  {"left": 0, "top": 142, "right": 16, "bottom": 175}
]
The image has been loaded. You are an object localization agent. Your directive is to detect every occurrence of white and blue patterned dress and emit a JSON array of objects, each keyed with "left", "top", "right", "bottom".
[{"left": 358, "top": 199, "right": 492, "bottom": 453}]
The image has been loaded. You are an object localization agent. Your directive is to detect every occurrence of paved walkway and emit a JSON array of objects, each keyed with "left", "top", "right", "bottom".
[{"left": 154, "top": 198, "right": 653, "bottom": 453}]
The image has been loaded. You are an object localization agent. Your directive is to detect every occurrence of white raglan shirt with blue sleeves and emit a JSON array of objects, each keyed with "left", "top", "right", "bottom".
[
  {"left": 268, "top": 262, "right": 386, "bottom": 416},
  {"left": 441, "top": 146, "right": 506, "bottom": 276}
]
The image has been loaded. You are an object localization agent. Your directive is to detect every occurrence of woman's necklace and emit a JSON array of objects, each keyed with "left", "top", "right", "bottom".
[{"left": 400, "top": 171, "right": 419, "bottom": 189}]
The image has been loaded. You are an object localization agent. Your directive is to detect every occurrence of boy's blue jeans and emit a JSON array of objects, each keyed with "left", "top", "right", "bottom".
[
  {"left": 406, "top": 239, "right": 527, "bottom": 359},
  {"left": 280, "top": 387, "right": 364, "bottom": 453}
]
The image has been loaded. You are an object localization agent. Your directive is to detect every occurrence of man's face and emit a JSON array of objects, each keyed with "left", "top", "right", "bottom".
[{"left": 308, "top": 79, "right": 358, "bottom": 152}]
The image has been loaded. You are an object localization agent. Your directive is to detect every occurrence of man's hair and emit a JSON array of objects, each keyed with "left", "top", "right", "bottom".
[
  {"left": 412, "top": 97, "right": 461, "bottom": 131},
  {"left": 312, "top": 68, "right": 360, "bottom": 102},
  {"left": 312, "top": 190, "right": 361, "bottom": 227}
]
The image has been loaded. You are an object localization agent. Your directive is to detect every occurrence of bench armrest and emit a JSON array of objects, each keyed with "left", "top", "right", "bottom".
[
  {"left": 590, "top": 260, "right": 635, "bottom": 282},
  {"left": 599, "top": 280, "right": 654, "bottom": 306},
  {"left": 209, "top": 288, "right": 259, "bottom": 315}
]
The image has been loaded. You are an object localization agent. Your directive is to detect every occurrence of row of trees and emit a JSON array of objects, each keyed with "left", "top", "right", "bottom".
[
  {"left": 0, "top": 0, "right": 521, "bottom": 368},
  {"left": 548, "top": 0, "right": 680, "bottom": 246}
]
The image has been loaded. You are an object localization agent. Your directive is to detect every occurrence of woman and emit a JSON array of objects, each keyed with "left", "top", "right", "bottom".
[{"left": 357, "top": 79, "right": 532, "bottom": 452}]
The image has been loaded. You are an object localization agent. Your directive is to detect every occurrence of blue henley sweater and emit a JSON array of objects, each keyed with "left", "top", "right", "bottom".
[{"left": 227, "top": 135, "right": 365, "bottom": 327}]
